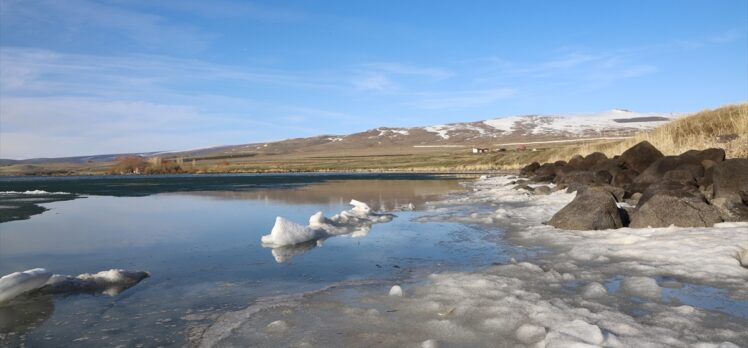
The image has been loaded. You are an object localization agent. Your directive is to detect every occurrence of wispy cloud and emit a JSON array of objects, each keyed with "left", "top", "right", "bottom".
[
  {"left": 0, "top": 47, "right": 340, "bottom": 98},
  {"left": 0, "top": 0, "right": 210, "bottom": 51},
  {"left": 352, "top": 74, "right": 396, "bottom": 92},
  {"left": 412, "top": 88, "right": 518, "bottom": 110},
  {"left": 359, "top": 62, "right": 454, "bottom": 80}
]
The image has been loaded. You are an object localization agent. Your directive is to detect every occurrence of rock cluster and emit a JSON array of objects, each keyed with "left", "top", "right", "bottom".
[{"left": 519, "top": 141, "right": 748, "bottom": 230}]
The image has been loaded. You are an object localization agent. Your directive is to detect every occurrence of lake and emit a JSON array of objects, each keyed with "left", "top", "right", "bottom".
[{"left": 0, "top": 173, "right": 515, "bottom": 347}]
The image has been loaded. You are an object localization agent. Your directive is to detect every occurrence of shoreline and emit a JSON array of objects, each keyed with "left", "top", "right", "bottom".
[{"left": 190, "top": 174, "right": 748, "bottom": 347}]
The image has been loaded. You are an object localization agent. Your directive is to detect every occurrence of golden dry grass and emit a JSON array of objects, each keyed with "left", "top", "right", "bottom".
[{"left": 536, "top": 103, "right": 748, "bottom": 164}]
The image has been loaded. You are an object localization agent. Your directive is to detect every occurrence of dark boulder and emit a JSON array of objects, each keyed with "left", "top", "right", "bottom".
[
  {"left": 612, "top": 169, "right": 638, "bottom": 188},
  {"left": 711, "top": 159, "right": 748, "bottom": 221},
  {"left": 680, "top": 148, "right": 726, "bottom": 163},
  {"left": 534, "top": 163, "right": 556, "bottom": 176},
  {"left": 578, "top": 184, "right": 625, "bottom": 202},
  {"left": 520, "top": 162, "right": 540, "bottom": 176},
  {"left": 590, "top": 157, "right": 626, "bottom": 176},
  {"left": 630, "top": 190, "right": 722, "bottom": 228},
  {"left": 530, "top": 175, "right": 556, "bottom": 183},
  {"left": 662, "top": 169, "right": 697, "bottom": 184},
  {"left": 568, "top": 155, "right": 585, "bottom": 169},
  {"left": 548, "top": 189, "right": 623, "bottom": 230},
  {"left": 555, "top": 171, "right": 599, "bottom": 186},
  {"left": 595, "top": 170, "right": 613, "bottom": 185},
  {"left": 633, "top": 156, "right": 703, "bottom": 185},
  {"left": 533, "top": 185, "right": 552, "bottom": 195},
  {"left": 554, "top": 164, "right": 577, "bottom": 177},
  {"left": 637, "top": 180, "right": 699, "bottom": 208},
  {"left": 620, "top": 141, "right": 664, "bottom": 174},
  {"left": 579, "top": 152, "right": 609, "bottom": 171},
  {"left": 712, "top": 159, "right": 748, "bottom": 201}
]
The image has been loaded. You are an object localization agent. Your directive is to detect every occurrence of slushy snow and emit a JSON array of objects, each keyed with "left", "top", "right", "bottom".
[{"left": 195, "top": 175, "right": 748, "bottom": 347}]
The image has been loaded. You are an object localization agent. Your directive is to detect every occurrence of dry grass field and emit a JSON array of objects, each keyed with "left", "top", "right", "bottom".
[{"left": 2, "top": 104, "right": 745, "bottom": 176}]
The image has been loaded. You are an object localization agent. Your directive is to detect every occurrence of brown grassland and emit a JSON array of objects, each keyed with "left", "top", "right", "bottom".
[{"left": 1, "top": 103, "right": 745, "bottom": 176}]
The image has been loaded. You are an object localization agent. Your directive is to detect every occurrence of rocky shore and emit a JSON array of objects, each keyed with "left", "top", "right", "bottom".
[{"left": 516, "top": 141, "right": 748, "bottom": 230}]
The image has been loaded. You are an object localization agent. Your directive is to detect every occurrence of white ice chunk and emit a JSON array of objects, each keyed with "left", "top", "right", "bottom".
[
  {"left": 261, "top": 217, "right": 319, "bottom": 247},
  {"left": 581, "top": 282, "right": 607, "bottom": 299},
  {"left": 262, "top": 200, "right": 395, "bottom": 249},
  {"left": 265, "top": 320, "right": 290, "bottom": 334},
  {"left": 0, "top": 268, "right": 52, "bottom": 303},
  {"left": 421, "top": 339, "right": 439, "bottom": 348},
  {"left": 515, "top": 323, "right": 546, "bottom": 344},
  {"left": 556, "top": 319, "right": 604, "bottom": 345},
  {"left": 389, "top": 285, "right": 403, "bottom": 297},
  {"left": 621, "top": 276, "right": 661, "bottom": 300},
  {"left": 738, "top": 247, "right": 748, "bottom": 268}
]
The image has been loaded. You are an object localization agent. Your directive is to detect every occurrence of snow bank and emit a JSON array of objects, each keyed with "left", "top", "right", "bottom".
[
  {"left": 0, "top": 268, "right": 149, "bottom": 303},
  {"left": 261, "top": 199, "right": 395, "bottom": 248},
  {"left": 439, "top": 176, "right": 748, "bottom": 294},
  {"left": 0, "top": 268, "right": 52, "bottom": 303}
]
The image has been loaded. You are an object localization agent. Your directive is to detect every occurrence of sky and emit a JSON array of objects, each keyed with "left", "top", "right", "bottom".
[{"left": 1, "top": 0, "right": 746, "bottom": 159}]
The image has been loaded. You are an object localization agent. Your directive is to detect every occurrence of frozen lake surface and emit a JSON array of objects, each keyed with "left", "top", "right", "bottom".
[
  {"left": 0, "top": 174, "right": 509, "bottom": 346},
  {"left": 1, "top": 174, "right": 746, "bottom": 347}
]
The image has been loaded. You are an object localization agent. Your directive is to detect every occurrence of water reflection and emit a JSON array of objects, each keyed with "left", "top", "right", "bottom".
[
  {"left": 270, "top": 240, "right": 319, "bottom": 263},
  {"left": 0, "top": 295, "right": 54, "bottom": 335},
  {"left": 162, "top": 179, "right": 462, "bottom": 211}
]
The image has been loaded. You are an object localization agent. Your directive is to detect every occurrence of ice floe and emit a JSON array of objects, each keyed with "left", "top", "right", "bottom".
[
  {"left": 0, "top": 268, "right": 149, "bottom": 303},
  {"left": 261, "top": 200, "right": 395, "bottom": 259}
]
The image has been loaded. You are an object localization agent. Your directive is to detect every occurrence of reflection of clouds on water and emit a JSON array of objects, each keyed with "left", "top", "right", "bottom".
[
  {"left": 270, "top": 240, "right": 319, "bottom": 263},
  {"left": 165, "top": 179, "right": 464, "bottom": 211}
]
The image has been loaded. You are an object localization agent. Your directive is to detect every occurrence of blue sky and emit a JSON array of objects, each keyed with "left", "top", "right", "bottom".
[{"left": 1, "top": 0, "right": 746, "bottom": 159}]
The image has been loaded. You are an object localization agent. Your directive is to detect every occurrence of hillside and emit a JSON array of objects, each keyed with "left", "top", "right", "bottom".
[{"left": 0, "top": 108, "right": 703, "bottom": 175}]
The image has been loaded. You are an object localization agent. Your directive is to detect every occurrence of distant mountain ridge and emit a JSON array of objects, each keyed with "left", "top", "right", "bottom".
[{"left": 2, "top": 109, "right": 684, "bottom": 163}]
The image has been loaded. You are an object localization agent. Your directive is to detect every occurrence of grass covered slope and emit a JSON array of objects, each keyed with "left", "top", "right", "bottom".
[{"left": 547, "top": 103, "right": 748, "bottom": 161}]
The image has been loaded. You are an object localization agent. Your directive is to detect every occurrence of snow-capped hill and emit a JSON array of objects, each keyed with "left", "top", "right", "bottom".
[
  {"left": 423, "top": 110, "right": 681, "bottom": 140},
  {"left": 195, "top": 109, "right": 684, "bottom": 157},
  {"left": 27, "top": 109, "right": 681, "bottom": 163}
]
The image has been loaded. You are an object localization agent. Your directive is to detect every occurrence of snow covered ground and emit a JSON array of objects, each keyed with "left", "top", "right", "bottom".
[{"left": 195, "top": 176, "right": 748, "bottom": 347}]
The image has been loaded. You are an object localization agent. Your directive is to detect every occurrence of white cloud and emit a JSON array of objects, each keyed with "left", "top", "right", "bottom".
[
  {"left": 412, "top": 88, "right": 518, "bottom": 110},
  {"left": 359, "top": 62, "right": 454, "bottom": 80},
  {"left": 352, "top": 74, "right": 396, "bottom": 92}
]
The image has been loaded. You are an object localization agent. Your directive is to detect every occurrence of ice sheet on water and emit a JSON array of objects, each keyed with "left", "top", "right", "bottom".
[
  {"left": 195, "top": 261, "right": 747, "bottom": 347},
  {"left": 0, "top": 268, "right": 149, "bottom": 303}
]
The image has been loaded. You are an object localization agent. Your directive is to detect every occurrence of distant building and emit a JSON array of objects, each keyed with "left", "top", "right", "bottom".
[{"left": 472, "top": 148, "right": 490, "bottom": 154}]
